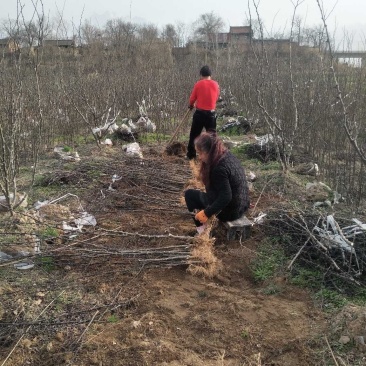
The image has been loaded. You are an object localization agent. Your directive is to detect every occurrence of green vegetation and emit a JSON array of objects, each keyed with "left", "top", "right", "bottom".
[
  {"left": 73, "top": 135, "right": 95, "bottom": 145},
  {"left": 314, "top": 288, "right": 348, "bottom": 311},
  {"left": 36, "top": 256, "right": 55, "bottom": 272},
  {"left": 351, "top": 288, "right": 366, "bottom": 306},
  {"left": 53, "top": 291, "right": 80, "bottom": 312},
  {"left": 220, "top": 126, "right": 247, "bottom": 136},
  {"left": 240, "top": 329, "right": 249, "bottom": 339},
  {"left": 290, "top": 267, "right": 324, "bottom": 289},
  {"left": 251, "top": 239, "right": 363, "bottom": 314},
  {"left": 139, "top": 132, "right": 170, "bottom": 143},
  {"left": 250, "top": 238, "right": 286, "bottom": 282},
  {"left": 197, "top": 290, "right": 207, "bottom": 298},
  {"left": 39, "top": 227, "right": 59, "bottom": 240},
  {"left": 0, "top": 234, "right": 20, "bottom": 245},
  {"left": 260, "top": 161, "right": 281, "bottom": 171},
  {"left": 63, "top": 146, "right": 73, "bottom": 152},
  {"left": 0, "top": 268, "right": 7, "bottom": 279},
  {"left": 241, "top": 157, "right": 263, "bottom": 168},
  {"left": 261, "top": 284, "right": 282, "bottom": 295},
  {"left": 53, "top": 134, "right": 94, "bottom": 146},
  {"left": 107, "top": 315, "right": 119, "bottom": 323},
  {"left": 87, "top": 169, "right": 103, "bottom": 180},
  {"left": 231, "top": 144, "right": 250, "bottom": 158}
]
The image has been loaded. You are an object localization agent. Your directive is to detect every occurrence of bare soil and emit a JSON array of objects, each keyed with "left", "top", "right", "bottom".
[{"left": 0, "top": 141, "right": 357, "bottom": 366}]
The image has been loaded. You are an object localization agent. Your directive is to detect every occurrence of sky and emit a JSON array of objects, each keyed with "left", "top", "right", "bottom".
[{"left": 1, "top": 0, "right": 365, "bottom": 48}]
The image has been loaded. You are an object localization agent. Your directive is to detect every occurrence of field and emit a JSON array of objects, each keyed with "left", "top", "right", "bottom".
[
  {"left": 1, "top": 138, "right": 366, "bottom": 366},
  {"left": 1, "top": 5, "right": 366, "bottom": 364}
]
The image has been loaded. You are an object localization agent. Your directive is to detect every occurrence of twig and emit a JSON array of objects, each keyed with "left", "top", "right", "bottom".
[
  {"left": 324, "top": 335, "right": 339, "bottom": 366},
  {"left": 287, "top": 237, "right": 310, "bottom": 270},
  {"left": 251, "top": 175, "right": 274, "bottom": 216},
  {"left": 336, "top": 356, "right": 348, "bottom": 366},
  {"left": 103, "top": 228, "right": 194, "bottom": 240},
  {"left": 218, "top": 349, "right": 225, "bottom": 365},
  {"left": 256, "top": 352, "right": 262, "bottom": 366},
  {"left": 75, "top": 310, "right": 99, "bottom": 345},
  {"left": 48, "top": 192, "right": 84, "bottom": 211}
]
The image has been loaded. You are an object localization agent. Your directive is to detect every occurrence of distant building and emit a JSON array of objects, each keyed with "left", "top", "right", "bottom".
[
  {"left": 252, "top": 38, "right": 299, "bottom": 52},
  {"left": 0, "top": 37, "right": 20, "bottom": 53},
  {"left": 43, "top": 39, "right": 75, "bottom": 48},
  {"left": 206, "top": 32, "right": 230, "bottom": 49},
  {"left": 193, "top": 26, "right": 253, "bottom": 50},
  {"left": 228, "top": 26, "right": 253, "bottom": 45},
  {"left": 185, "top": 26, "right": 299, "bottom": 54},
  {"left": 172, "top": 45, "right": 192, "bottom": 58}
]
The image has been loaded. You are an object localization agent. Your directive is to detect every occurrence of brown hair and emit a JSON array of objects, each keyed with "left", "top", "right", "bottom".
[{"left": 194, "top": 132, "right": 227, "bottom": 186}]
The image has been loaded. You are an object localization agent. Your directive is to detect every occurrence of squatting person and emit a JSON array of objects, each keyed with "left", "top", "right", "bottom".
[{"left": 184, "top": 132, "right": 250, "bottom": 229}]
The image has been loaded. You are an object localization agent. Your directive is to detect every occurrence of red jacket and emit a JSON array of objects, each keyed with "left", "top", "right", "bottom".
[{"left": 189, "top": 79, "right": 219, "bottom": 111}]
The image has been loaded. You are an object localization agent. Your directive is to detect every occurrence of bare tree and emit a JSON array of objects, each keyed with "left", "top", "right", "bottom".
[
  {"left": 137, "top": 23, "right": 159, "bottom": 42},
  {"left": 161, "top": 24, "right": 178, "bottom": 47},
  {"left": 104, "top": 19, "right": 137, "bottom": 50},
  {"left": 80, "top": 20, "right": 103, "bottom": 46},
  {"left": 0, "top": 0, "right": 48, "bottom": 214},
  {"left": 301, "top": 25, "right": 327, "bottom": 50},
  {"left": 193, "top": 12, "right": 225, "bottom": 43},
  {"left": 316, "top": 0, "right": 366, "bottom": 166},
  {"left": 175, "top": 21, "right": 188, "bottom": 47}
]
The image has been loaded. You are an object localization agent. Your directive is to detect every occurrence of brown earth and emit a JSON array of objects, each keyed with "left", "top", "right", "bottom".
[{"left": 0, "top": 141, "right": 360, "bottom": 366}]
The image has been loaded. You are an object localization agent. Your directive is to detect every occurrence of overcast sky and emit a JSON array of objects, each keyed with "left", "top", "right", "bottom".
[{"left": 2, "top": 0, "right": 365, "bottom": 48}]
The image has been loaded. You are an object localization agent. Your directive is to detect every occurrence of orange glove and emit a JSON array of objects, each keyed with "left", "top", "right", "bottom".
[{"left": 195, "top": 210, "right": 208, "bottom": 224}]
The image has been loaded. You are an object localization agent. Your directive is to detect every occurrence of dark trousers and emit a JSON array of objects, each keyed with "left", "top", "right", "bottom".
[
  {"left": 187, "top": 109, "right": 216, "bottom": 159},
  {"left": 184, "top": 189, "right": 209, "bottom": 226}
]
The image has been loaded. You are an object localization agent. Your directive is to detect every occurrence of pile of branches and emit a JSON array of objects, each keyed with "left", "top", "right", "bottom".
[
  {"left": 264, "top": 208, "right": 366, "bottom": 288},
  {"left": 10, "top": 154, "right": 220, "bottom": 276},
  {"left": 40, "top": 231, "right": 196, "bottom": 271},
  {"left": 44, "top": 156, "right": 220, "bottom": 277}
]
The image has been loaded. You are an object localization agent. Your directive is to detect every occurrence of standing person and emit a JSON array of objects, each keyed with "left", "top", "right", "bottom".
[
  {"left": 186, "top": 65, "right": 220, "bottom": 160},
  {"left": 184, "top": 132, "right": 250, "bottom": 229}
]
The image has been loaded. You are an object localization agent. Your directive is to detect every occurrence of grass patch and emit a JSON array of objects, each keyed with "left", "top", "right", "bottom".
[
  {"left": 0, "top": 234, "right": 20, "bottom": 245},
  {"left": 138, "top": 132, "right": 170, "bottom": 143},
  {"left": 36, "top": 256, "right": 56, "bottom": 272},
  {"left": 38, "top": 227, "right": 59, "bottom": 240},
  {"left": 220, "top": 126, "right": 248, "bottom": 136},
  {"left": 107, "top": 314, "right": 119, "bottom": 323},
  {"left": 62, "top": 146, "right": 73, "bottom": 152},
  {"left": 231, "top": 144, "right": 250, "bottom": 158},
  {"left": 260, "top": 161, "right": 281, "bottom": 171},
  {"left": 29, "top": 185, "right": 70, "bottom": 206},
  {"left": 198, "top": 290, "right": 207, "bottom": 298},
  {"left": 54, "top": 135, "right": 95, "bottom": 146},
  {"left": 350, "top": 288, "right": 366, "bottom": 306},
  {"left": 240, "top": 329, "right": 249, "bottom": 339},
  {"left": 53, "top": 291, "right": 81, "bottom": 312},
  {"left": 250, "top": 238, "right": 286, "bottom": 282},
  {"left": 314, "top": 288, "right": 348, "bottom": 311},
  {"left": 261, "top": 284, "right": 282, "bottom": 295},
  {"left": 290, "top": 265, "right": 366, "bottom": 308},
  {"left": 290, "top": 267, "right": 323, "bottom": 289}
]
